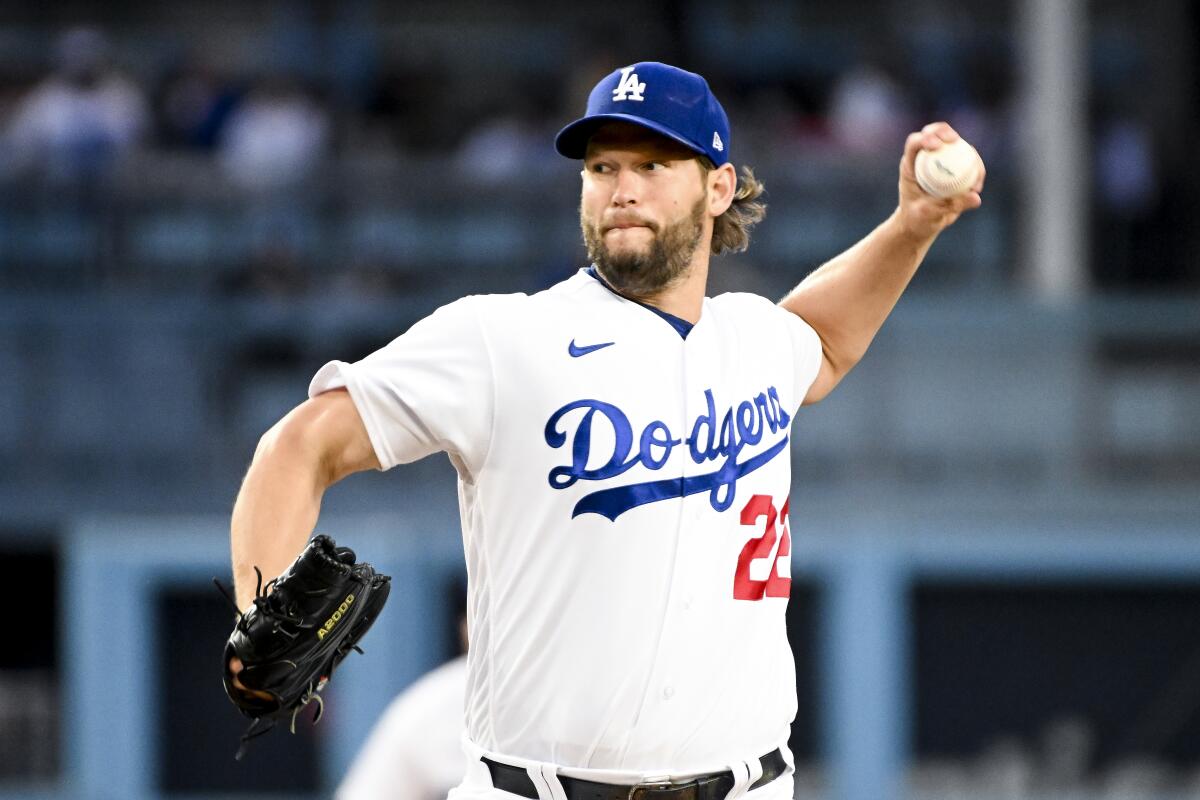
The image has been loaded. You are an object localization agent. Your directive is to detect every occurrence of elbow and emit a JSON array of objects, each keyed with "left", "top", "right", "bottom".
[
  {"left": 824, "top": 346, "right": 861, "bottom": 380},
  {"left": 820, "top": 335, "right": 864, "bottom": 383},
  {"left": 801, "top": 339, "right": 862, "bottom": 407},
  {"left": 253, "top": 416, "right": 295, "bottom": 467},
  {"left": 803, "top": 315, "right": 865, "bottom": 378},
  {"left": 252, "top": 421, "right": 282, "bottom": 463}
]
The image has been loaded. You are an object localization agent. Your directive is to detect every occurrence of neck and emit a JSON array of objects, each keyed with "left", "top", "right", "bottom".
[{"left": 603, "top": 252, "right": 710, "bottom": 324}]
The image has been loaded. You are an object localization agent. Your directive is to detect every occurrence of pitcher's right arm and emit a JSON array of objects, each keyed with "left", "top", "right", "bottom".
[{"left": 230, "top": 388, "right": 379, "bottom": 611}]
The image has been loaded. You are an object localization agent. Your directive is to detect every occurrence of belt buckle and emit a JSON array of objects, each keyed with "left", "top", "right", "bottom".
[{"left": 628, "top": 776, "right": 681, "bottom": 800}]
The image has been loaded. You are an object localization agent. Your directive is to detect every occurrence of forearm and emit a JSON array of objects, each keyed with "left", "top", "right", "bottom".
[
  {"left": 780, "top": 209, "right": 935, "bottom": 373},
  {"left": 231, "top": 421, "right": 330, "bottom": 611}
]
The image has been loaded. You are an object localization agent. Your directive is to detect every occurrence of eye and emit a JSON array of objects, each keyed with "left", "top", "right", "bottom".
[
  {"left": 589, "top": 162, "right": 612, "bottom": 174},
  {"left": 642, "top": 161, "right": 666, "bottom": 171}
]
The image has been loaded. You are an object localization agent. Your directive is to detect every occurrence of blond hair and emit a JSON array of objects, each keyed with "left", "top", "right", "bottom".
[{"left": 700, "top": 160, "right": 767, "bottom": 255}]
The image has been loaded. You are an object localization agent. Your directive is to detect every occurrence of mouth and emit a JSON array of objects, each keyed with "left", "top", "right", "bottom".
[{"left": 604, "top": 223, "right": 654, "bottom": 234}]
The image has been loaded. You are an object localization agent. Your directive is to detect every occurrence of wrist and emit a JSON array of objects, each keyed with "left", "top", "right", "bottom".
[{"left": 887, "top": 207, "right": 938, "bottom": 250}]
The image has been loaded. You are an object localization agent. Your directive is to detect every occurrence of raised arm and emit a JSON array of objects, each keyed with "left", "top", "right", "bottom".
[
  {"left": 780, "top": 122, "right": 985, "bottom": 404},
  {"left": 230, "top": 388, "right": 379, "bottom": 611}
]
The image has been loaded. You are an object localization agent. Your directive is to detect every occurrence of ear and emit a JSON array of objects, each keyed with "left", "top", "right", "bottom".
[{"left": 707, "top": 163, "right": 737, "bottom": 217}]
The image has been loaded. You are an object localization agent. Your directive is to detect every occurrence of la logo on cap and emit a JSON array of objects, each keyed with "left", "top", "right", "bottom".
[
  {"left": 612, "top": 66, "right": 645, "bottom": 102},
  {"left": 712, "top": 132, "right": 724, "bottom": 152}
]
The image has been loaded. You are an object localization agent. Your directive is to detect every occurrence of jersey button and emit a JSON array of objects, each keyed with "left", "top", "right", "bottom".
[{"left": 663, "top": 686, "right": 675, "bottom": 700}]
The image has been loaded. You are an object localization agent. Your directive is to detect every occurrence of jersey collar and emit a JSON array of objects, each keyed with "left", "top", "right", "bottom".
[{"left": 584, "top": 265, "right": 695, "bottom": 340}]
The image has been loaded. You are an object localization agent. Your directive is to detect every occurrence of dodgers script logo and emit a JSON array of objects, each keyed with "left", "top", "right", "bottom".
[{"left": 544, "top": 387, "right": 790, "bottom": 521}]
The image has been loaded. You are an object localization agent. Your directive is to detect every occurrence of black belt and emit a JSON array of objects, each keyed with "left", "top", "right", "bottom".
[{"left": 482, "top": 748, "right": 788, "bottom": 800}]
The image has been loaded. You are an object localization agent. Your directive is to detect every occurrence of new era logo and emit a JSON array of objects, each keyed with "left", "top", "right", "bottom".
[
  {"left": 612, "top": 67, "right": 645, "bottom": 102},
  {"left": 712, "top": 132, "right": 724, "bottom": 152}
]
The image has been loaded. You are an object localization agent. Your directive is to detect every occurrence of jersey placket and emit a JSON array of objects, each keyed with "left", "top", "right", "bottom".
[{"left": 621, "top": 308, "right": 715, "bottom": 759}]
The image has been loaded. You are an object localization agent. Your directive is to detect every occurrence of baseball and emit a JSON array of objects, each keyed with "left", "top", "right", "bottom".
[{"left": 914, "top": 138, "right": 982, "bottom": 199}]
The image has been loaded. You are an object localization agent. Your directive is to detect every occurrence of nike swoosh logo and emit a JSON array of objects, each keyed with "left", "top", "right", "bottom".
[{"left": 568, "top": 340, "right": 615, "bottom": 358}]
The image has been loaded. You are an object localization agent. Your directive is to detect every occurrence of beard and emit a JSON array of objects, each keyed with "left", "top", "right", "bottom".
[{"left": 580, "top": 196, "right": 706, "bottom": 296}]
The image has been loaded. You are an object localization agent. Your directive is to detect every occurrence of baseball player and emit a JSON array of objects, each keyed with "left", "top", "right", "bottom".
[
  {"left": 335, "top": 582, "right": 470, "bottom": 800},
  {"left": 335, "top": 654, "right": 468, "bottom": 800},
  {"left": 229, "top": 62, "right": 983, "bottom": 800}
]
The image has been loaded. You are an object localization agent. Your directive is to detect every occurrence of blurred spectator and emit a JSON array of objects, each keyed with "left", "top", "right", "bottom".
[
  {"left": 722, "top": 84, "right": 807, "bottom": 165},
  {"left": 154, "top": 58, "right": 241, "bottom": 151},
  {"left": 973, "top": 737, "right": 1035, "bottom": 797},
  {"left": 453, "top": 92, "right": 557, "bottom": 185},
  {"left": 1096, "top": 118, "right": 1158, "bottom": 216},
  {"left": 3, "top": 26, "right": 148, "bottom": 182},
  {"left": 454, "top": 114, "right": 541, "bottom": 184},
  {"left": 1039, "top": 717, "right": 1094, "bottom": 791},
  {"left": 1090, "top": 102, "right": 1173, "bottom": 289},
  {"left": 217, "top": 77, "right": 330, "bottom": 190},
  {"left": 929, "top": 46, "right": 1017, "bottom": 168},
  {"left": 826, "top": 61, "right": 916, "bottom": 155}
]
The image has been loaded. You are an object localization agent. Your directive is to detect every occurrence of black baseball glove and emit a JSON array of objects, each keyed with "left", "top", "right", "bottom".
[{"left": 216, "top": 534, "right": 391, "bottom": 759}]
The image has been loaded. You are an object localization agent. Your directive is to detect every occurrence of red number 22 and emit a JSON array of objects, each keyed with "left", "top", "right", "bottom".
[{"left": 732, "top": 494, "right": 791, "bottom": 601}]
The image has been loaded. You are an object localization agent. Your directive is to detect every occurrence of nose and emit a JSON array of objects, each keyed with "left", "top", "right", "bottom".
[{"left": 611, "top": 167, "right": 640, "bottom": 207}]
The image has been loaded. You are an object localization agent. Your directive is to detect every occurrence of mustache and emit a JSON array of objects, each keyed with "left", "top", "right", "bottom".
[{"left": 600, "top": 215, "right": 659, "bottom": 234}]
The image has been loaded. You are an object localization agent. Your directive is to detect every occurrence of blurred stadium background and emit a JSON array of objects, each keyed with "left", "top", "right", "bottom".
[{"left": 0, "top": 0, "right": 1198, "bottom": 798}]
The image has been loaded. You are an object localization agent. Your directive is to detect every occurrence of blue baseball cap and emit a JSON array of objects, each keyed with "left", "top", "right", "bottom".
[{"left": 555, "top": 62, "right": 731, "bottom": 166}]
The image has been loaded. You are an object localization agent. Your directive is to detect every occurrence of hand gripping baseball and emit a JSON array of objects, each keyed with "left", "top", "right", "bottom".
[
  {"left": 897, "top": 122, "right": 987, "bottom": 241},
  {"left": 214, "top": 534, "right": 391, "bottom": 759}
]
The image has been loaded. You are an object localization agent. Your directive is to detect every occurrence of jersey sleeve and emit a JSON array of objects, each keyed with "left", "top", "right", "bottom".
[
  {"left": 308, "top": 296, "right": 493, "bottom": 475},
  {"left": 781, "top": 308, "right": 824, "bottom": 414}
]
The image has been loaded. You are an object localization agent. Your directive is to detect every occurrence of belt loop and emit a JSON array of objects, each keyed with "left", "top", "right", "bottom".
[
  {"left": 722, "top": 760, "right": 752, "bottom": 800},
  {"left": 743, "top": 755, "right": 764, "bottom": 789},
  {"left": 528, "top": 762, "right": 568, "bottom": 800}
]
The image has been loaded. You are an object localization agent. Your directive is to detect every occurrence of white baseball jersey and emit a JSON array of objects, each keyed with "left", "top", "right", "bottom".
[
  {"left": 336, "top": 655, "right": 468, "bottom": 800},
  {"left": 310, "top": 268, "right": 823, "bottom": 787}
]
